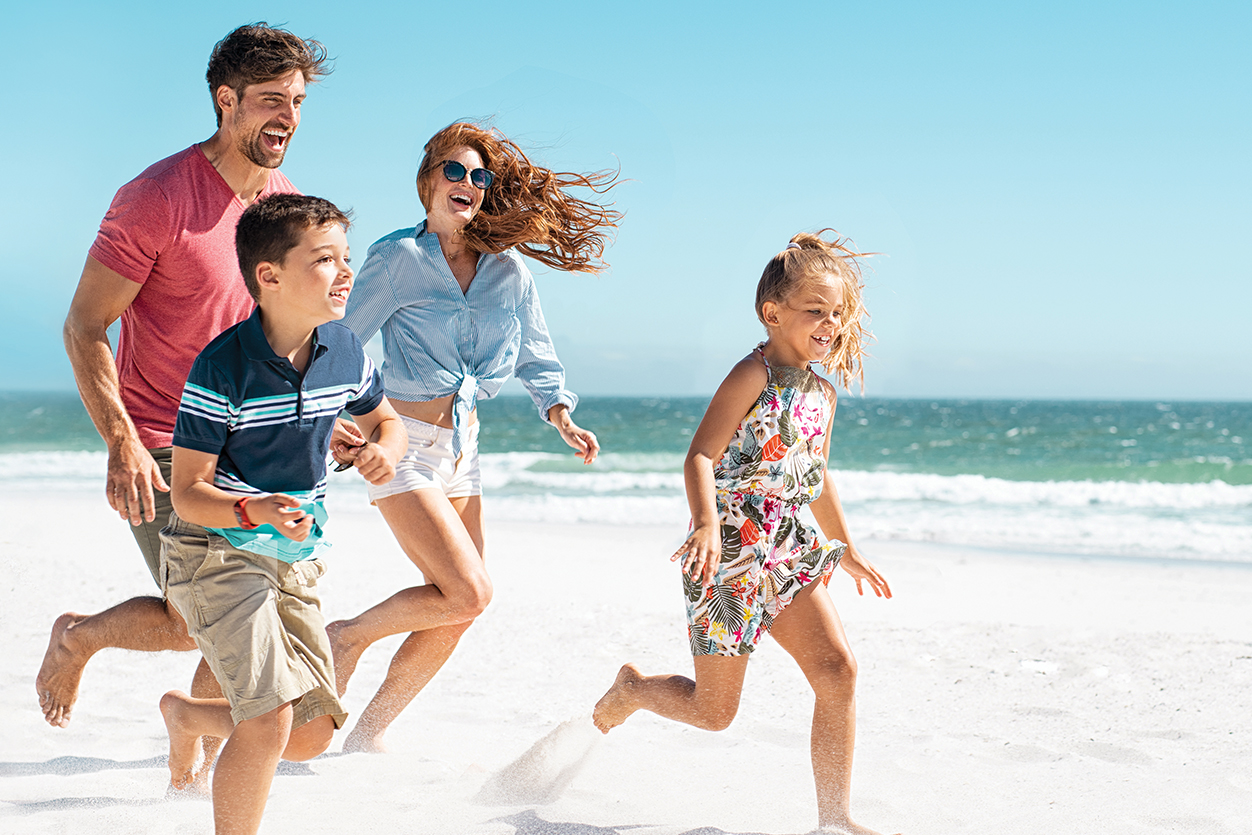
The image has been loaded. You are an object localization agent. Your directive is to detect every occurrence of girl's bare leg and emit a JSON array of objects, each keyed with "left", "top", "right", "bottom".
[
  {"left": 770, "top": 582, "right": 891, "bottom": 835},
  {"left": 593, "top": 654, "right": 750, "bottom": 733},
  {"left": 331, "top": 492, "right": 486, "bottom": 750}
]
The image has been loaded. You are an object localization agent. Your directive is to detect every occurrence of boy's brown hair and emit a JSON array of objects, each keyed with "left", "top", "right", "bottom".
[{"left": 235, "top": 194, "right": 350, "bottom": 301}]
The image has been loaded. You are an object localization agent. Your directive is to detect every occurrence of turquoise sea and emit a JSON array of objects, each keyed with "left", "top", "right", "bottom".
[{"left": 2, "top": 392, "right": 1249, "bottom": 562}]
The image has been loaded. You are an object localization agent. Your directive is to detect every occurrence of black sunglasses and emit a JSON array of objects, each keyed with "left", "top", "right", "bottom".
[{"left": 441, "top": 160, "right": 494, "bottom": 190}]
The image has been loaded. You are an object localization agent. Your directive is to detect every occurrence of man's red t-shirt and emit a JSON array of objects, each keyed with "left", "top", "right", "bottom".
[{"left": 89, "top": 145, "right": 298, "bottom": 449}]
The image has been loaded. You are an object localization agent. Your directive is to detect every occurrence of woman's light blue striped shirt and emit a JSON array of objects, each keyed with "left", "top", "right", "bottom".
[{"left": 342, "top": 221, "right": 577, "bottom": 456}]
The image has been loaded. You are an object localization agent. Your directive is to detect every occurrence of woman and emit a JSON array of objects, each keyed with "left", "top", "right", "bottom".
[{"left": 329, "top": 121, "right": 620, "bottom": 752}]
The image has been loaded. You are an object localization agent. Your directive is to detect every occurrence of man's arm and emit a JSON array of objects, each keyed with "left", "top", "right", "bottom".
[{"left": 64, "top": 255, "right": 167, "bottom": 526}]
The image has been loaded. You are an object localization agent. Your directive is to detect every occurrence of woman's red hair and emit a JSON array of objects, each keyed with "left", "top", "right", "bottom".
[{"left": 417, "top": 122, "right": 622, "bottom": 274}]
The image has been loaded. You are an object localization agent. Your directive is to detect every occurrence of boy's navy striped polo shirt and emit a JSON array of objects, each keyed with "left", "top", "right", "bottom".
[{"left": 173, "top": 306, "right": 385, "bottom": 504}]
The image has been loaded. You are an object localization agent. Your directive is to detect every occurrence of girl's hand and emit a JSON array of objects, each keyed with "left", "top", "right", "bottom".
[
  {"left": 839, "top": 543, "right": 892, "bottom": 598},
  {"left": 351, "top": 442, "right": 398, "bottom": 486},
  {"left": 672, "top": 525, "right": 722, "bottom": 586},
  {"left": 246, "top": 494, "right": 314, "bottom": 542},
  {"left": 549, "top": 405, "right": 600, "bottom": 465}
]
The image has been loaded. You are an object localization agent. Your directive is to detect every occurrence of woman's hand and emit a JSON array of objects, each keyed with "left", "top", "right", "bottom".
[
  {"left": 549, "top": 405, "right": 599, "bottom": 465},
  {"left": 671, "top": 524, "right": 722, "bottom": 586},
  {"left": 351, "top": 442, "right": 399, "bottom": 486},
  {"left": 839, "top": 543, "right": 892, "bottom": 598}
]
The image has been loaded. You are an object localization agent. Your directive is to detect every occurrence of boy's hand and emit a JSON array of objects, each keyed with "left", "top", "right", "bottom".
[
  {"left": 671, "top": 524, "right": 722, "bottom": 586},
  {"left": 246, "top": 494, "right": 314, "bottom": 542},
  {"left": 350, "top": 442, "right": 397, "bottom": 486},
  {"left": 330, "top": 419, "right": 366, "bottom": 468}
]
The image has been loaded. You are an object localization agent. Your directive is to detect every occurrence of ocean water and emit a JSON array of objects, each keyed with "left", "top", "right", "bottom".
[{"left": 2, "top": 392, "right": 1249, "bottom": 563}]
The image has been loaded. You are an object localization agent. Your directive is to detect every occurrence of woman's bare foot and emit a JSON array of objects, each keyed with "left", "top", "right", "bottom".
[
  {"left": 160, "top": 691, "right": 209, "bottom": 791},
  {"left": 36, "top": 613, "right": 91, "bottom": 728},
  {"left": 592, "top": 663, "right": 644, "bottom": 733},
  {"left": 342, "top": 721, "right": 389, "bottom": 754},
  {"left": 814, "top": 818, "right": 898, "bottom": 835},
  {"left": 327, "top": 620, "right": 366, "bottom": 697}
]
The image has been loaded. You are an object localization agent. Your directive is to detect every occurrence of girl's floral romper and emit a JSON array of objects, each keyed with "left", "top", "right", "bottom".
[{"left": 686, "top": 347, "right": 844, "bottom": 656}]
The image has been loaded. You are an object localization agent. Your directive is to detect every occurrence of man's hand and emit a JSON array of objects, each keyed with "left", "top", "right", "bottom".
[{"left": 107, "top": 438, "right": 170, "bottom": 525}]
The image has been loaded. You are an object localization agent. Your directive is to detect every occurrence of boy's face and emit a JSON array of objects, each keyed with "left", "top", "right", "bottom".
[{"left": 265, "top": 222, "right": 352, "bottom": 324}]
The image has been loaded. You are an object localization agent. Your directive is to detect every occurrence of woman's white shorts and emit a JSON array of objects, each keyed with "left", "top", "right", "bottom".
[{"left": 366, "top": 415, "right": 482, "bottom": 503}]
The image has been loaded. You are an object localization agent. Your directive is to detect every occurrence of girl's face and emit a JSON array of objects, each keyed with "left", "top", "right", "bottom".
[
  {"left": 426, "top": 145, "right": 488, "bottom": 233},
  {"left": 763, "top": 274, "right": 845, "bottom": 367}
]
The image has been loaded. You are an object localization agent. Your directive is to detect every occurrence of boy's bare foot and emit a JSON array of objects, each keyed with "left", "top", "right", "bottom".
[
  {"left": 592, "top": 663, "right": 643, "bottom": 733},
  {"left": 342, "top": 721, "right": 389, "bottom": 754},
  {"left": 160, "top": 691, "right": 209, "bottom": 791},
  {"left": 327, "top": 620, "right": 365, "bottom": 697},
  {"left": 36, "top": 613, "right": 91, "bottom": 728}
]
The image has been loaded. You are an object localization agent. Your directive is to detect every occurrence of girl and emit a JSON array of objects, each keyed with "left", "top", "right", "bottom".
[
  {"left": 593, "top": 231, "right": 895, "bottom": 835},
  {"left": 328, "top": 121, "right": 620, "bottom": 753}
]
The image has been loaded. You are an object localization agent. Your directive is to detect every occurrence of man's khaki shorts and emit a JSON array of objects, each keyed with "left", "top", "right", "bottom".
[{"left": 160, "top": 512, "right": 346, "bottom": 729}]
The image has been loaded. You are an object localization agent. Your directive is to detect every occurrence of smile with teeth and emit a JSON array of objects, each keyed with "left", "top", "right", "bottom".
[
  {"left": 262, "top": 128, "right": 289, "bottom": 147},
  {"left": 330, "top": 287, "right": 350, "bottom": 302},
  {"left": 450, "top": 193, "right": 473, "bottom": 207}
]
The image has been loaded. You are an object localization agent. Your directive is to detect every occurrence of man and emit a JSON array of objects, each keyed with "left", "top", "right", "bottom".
[{"left": 36, "top": 23, "right": 330, "bottom": 734}]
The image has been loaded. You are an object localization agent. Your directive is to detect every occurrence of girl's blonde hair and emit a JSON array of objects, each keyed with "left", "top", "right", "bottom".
[
  {"left": 755, "top": 229, "right": 874, "bottom": 391},
  {"left": 416, "top": 121, "right": 622, "bottom": 274}
]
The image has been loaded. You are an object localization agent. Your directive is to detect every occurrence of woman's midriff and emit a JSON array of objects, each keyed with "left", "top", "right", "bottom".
[{"left": 389, "top": 394, "right": 477, "bottom": 429}]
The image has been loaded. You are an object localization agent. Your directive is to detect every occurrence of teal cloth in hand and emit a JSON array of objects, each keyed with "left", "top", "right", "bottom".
[{"left": 208, "top": 500, "right": 331, "bottom": 563}]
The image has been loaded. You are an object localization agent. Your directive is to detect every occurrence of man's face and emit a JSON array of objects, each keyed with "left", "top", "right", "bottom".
[{"left": 222, "top": 69, "right": 307, "bottom": 169}]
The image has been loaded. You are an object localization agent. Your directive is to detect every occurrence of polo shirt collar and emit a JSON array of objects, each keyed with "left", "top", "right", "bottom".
[{"left": 237, "top": 306, "right": 330, "bottom": 364}]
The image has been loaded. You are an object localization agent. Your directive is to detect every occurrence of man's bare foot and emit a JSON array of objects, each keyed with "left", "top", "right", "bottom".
[
  {"left": 592, "top": 663, "right": 644, "bottom": 733},
  {"left": 814, "top": 818, "right": 898, "bottom": 835},
  {"left": 160, "top": 691, "right": 209, "bottom": 791},
  {"left": 36, "top": 612, "right": 93, "bottom": 728},
  {"left": 327, "top": 620, "right": 366, "bottom": 698}
]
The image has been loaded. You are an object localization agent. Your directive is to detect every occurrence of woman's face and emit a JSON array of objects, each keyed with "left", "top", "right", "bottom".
[{"left": 426, "top": 145, "right": 488, "bottom": 232}]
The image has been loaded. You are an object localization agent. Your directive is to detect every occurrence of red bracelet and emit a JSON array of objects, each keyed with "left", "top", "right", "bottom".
[{"left": 233, "top": 497, "right": 258, "bottom": 530}]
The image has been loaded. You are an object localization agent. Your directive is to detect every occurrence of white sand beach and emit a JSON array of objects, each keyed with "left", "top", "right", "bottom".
[{"left": 3, "top": 488, "right": 1250, "bottom": 834}]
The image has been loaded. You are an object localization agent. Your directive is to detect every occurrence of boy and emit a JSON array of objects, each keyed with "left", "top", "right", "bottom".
[{"left": 158, "top": 193, "right": 405, "bottom": 835}]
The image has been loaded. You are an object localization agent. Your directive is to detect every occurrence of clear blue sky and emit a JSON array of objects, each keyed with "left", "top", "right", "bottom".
[{"left": 3, "top": 1, "right": 1248, "bottom": 399}]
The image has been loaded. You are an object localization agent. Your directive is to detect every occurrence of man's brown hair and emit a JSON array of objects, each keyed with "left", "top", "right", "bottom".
[{"left": 206, "top": 23, "right": 330, "bottom": 126}]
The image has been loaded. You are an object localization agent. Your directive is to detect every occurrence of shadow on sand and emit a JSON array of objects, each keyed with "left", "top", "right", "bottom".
[
  {"left": 0, "top": 755, "right": 317, "bottom": 816},
  {"left": 3, "top": 795, "right": 166, "bottom": 815},
  {"left": 0, "top": 754, "right": 315, "bottom": 779},
  {"left": 493, "top": 809, "right": 775, "bottom": 835},
  {"left": 0, "top": 755, "right": 167, "bottom": 778}
]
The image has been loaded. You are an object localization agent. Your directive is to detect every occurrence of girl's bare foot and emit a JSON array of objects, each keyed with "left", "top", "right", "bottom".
[
  {"left": 159, "top": 691, "right": 208, "bottom": 791},
  {"left": 36, "top": 613, "right": 91, "bottom": 728},
  {"left": 592, "top": 663, "right": 644, "bottom": 733},
  {"left": 326, "top": 620, "right": 367, "bottom": 697}
]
